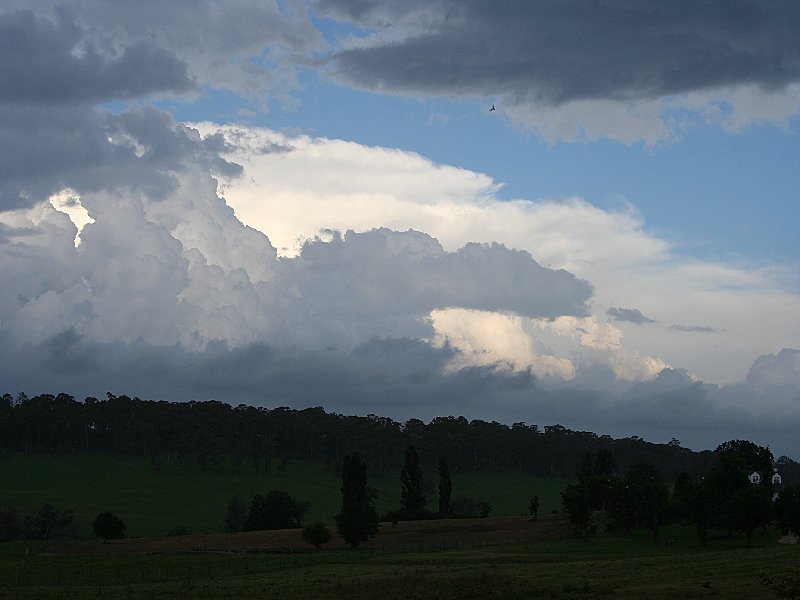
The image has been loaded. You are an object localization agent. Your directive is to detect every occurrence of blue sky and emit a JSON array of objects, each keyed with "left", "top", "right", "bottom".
[
  {"left": 1, "top": 0, "right": 799, "bottom": 454},
  {"left": 162, "top": 69, "right": 800, "bottom": 265}
]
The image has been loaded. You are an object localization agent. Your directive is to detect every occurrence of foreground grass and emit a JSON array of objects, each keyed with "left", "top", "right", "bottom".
[
  {"left": 0, "top": 527, "right": 797, "bottom": 599},
  {"left": 0, "top": 452, "right": 568, "bottom": 537}
]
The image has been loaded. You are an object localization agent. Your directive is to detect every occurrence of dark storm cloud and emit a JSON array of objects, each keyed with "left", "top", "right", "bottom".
[
  {"left": 0, "top": 10, "right": 193, "bottom": 105},
  {"left": 669, "top": 324, "right": 722, "bottom": 333},
  {"left": 318, "top": 0, "right": 800, "bottom": 104},
  {"left": 2, "top": 329, "right": 798, "bottom": 457},
  {"left": 606, "top": 307, "right": 656, "bottom": 325},
  {"left": 0, "top": 105, "right": 241, "bottom": 211}
]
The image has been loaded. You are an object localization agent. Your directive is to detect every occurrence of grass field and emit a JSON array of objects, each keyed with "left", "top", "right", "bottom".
[
  {"left": 0, "top": 452, "right": 568, "bottom": 537},
  {"left": 4, "top": 452, "right": 797, "bottom": 599},
  {"left": 0, "top": 519, "right": 797, "bottom": 599}
]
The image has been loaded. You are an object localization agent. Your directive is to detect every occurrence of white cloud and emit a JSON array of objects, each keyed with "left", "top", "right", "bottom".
[
  {"left": 205, "top": 123, "right": 800, "bottom": 383},
  {"left": 429, "top": 308, "right": 576, "bottom": 379}
]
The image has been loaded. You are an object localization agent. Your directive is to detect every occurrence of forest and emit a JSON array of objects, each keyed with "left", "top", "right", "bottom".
[{"left": 2, "top": 391, "right": 799, "bottom": 484}]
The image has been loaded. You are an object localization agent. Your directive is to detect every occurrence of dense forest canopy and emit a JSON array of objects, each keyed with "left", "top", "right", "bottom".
[{"left": 2, "top": 392, "right": 798, "bottom": 484}]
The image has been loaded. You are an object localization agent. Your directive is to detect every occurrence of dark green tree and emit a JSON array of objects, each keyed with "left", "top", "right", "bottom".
[
  {"left": 529, "top": 495, "right": 540, "bottom": 520},
  {"left": 437, "top": 457, "right": 452, "bottom": 514},
  {"left": 92, "top": 512, "right": 125, "bottom": 540},
  {"left": 243, "top": 490, "right": 306, "bottom": 531},
  {"left": 400, "top": 445, "right": 426, "bottom": 515},
  {"left": 224, "top": 494, "right": 248, "bottom": 533},
  {"left": 774, "top": 485, "right": 800, "bottom": 534},
  {"left": 622, "top": 462, "right": 669, "bottom": 546},
  {"left": 0, "top": 507, "right": 22, "bottom": 541},
  {"left": 706, "top": 439, "right": 774, "bottom": 536},
  {"left": 689, "top": 481, "right": 714, "bottom": 547},
  {"left": 670, "top": 472, "right": 696, "bottom": 520},
  {"left": 729, "top": 485, "right": 772, "bottom": 547},
  {"left": 561, "top": 483, "right": 591, "bottom": 535},
  {"left": 335, "top": 453, "right": 379, "bottom": 548},
  {"left": 301, "top": 522, "right": 332, "bottom": 549}
]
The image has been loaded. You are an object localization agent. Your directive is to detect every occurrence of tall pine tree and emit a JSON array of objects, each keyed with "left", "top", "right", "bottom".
[
  {"left": 401, "top": 445, "right": 426, "bottom": 516},
  {"left": 335, "top": 453, "right": 379, "bottom": 548}
]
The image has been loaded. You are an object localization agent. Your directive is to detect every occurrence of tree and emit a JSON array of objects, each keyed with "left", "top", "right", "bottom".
[
  {"left": 400, "top": 445, "right": 426, "bottom": 516},
  {"left": 706, "top": 439, "right": 774, "bottom": 537},
  {"left": 621, "top": 462, "right": 669, "bottom": 546},
  {"left": 670, "top": 472, "right": 695, "bottom": 520},
  {"left": 437, "top": 457, "right": 452, "bottom": 514},
  {"left": 729, "top": 485, "right": 772, "bottom": 547},
  {"left": 92, "top": 512, "right": 125, "bottom": 540},
  {"left": 302, "top": 522, "right": 331, "bottom": 549},
  {"left": 335, "top": 453, "right": 379, "bottom": 548},
  {"left": 689, "top": 481, "right": 714, "bottom": 547},
  {"left": 0, "top": 507, "right": 22, "bottom": 541},
  {"left": 243, "top": 490, "right": 306, "bottom": 531},
  {"left": 224, "top": 494, "right": 248, "bottom": 533},
  {"left": 561, "top": 484, "right": 591, "bottom": 535},
  {"left": 774, "top": 484, "right": 800, "bottom": 534},
  {"left": 529, "top": 495, "right": 540, "bottom": 520}
]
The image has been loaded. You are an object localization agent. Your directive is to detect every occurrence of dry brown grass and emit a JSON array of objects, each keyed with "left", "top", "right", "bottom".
[{"left": 44, "top": 515, "right": 568, "bottom": 555}]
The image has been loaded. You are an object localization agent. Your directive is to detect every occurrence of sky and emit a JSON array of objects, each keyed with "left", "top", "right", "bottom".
[{"left": 1, "top": 0, "right": 799, "bottom": 456}]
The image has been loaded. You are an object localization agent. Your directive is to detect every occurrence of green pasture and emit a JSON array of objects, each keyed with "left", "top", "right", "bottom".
[
  {"left": 0, "top": 452, "right": 568, "bottom": 538},
  {"left": 0, "top": 525, "right": 797, "bottom": 599}
]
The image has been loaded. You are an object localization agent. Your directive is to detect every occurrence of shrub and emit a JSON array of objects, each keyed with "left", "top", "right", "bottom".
[
  {"left": 92, "top": 512, "right": 125, "bottom": 540},
  {"left": 302, "top": 522, "right": 331, "bottom": 549}
]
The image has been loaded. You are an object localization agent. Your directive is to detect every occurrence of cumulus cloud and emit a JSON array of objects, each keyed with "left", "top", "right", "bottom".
[
  {"left": 317, "top": 0, "right": 800, "bottom": 142},
  {"left": 0, "top": 105, "right": 243, "bottom": 212},
  {"left": 207, "top": 124, "right": 800, "bottom": 384},
  {"left": 607, "top": 307, "right": 657, "bottom": 325},
  {"left": 746, "top": 348, "right": 800, "bottom": 393}
]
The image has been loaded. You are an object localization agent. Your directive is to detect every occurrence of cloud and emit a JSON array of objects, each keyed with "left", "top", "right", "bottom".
[
  {"left": 206, "top": 124, "right": 800, "bottom": 384},
  {"left": 669, "top": 324, "right": 723, "bottom": 333},
  {"left": 746, "top": 348, "right": 800, "bottom": 393},
  {"left": 2, "top": 327, "right": 797, "bottom": 457},
  {"left": 1, "top": 1, "right": 321, "bottom": 102},
  {"left": 607, "top": 307, "right": 657, "bottom": 325},
  {"left": 0, "top": 10, "right": 194, "bottom": 105},
  {"left": 0, "top": 105, "right": 242, "bottom": 212},
  {"left": 317, "top": 0, "right": 800, "bottom": 142}
]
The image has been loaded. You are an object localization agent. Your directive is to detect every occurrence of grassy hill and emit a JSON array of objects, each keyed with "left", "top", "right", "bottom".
[{"left": 0, "top": 452, "right": 570, "bottom": 538}]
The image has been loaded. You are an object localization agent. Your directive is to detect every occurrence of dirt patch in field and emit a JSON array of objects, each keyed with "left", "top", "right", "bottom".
[{"left": 43, "top": 515, "right": 568, "bottom": 556}]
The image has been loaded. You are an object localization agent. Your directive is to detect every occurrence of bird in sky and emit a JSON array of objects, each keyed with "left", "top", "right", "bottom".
[{"left": 489, "top": 104, "right": 496, "bottom": 111}]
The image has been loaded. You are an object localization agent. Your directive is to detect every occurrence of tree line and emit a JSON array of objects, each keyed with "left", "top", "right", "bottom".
[
  {"left": 2, "top": 392, "right": 799, "bottom": 485},
  {"left": 561, "top": 440, "right": 800, "bottom": 548}
]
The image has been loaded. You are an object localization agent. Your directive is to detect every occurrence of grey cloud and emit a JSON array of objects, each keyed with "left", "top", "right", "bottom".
[
  {"left": 746, "top": 348, "right": 800, "bottom": 393},
  {"left": 0, "top": 222, "right": 38, "bottom": 243},
  {"left": 1, "top": 1, "right": 321, "bottom": 99},
  {"left": 669, "top": 324, "right": 722, "bottom": 333},
  {"left": 279, "top": 228, "right": 592, "bottom": 322},
  {"left": 319, "top": 0, "right": 800, "bottom": 105},
  {"left": 2, "top": 329, "right": 797, "bottom": 457},
  {"left": 0, "top": 105, "right": 241, "bottom": 211},
  {"left": 607, "top": 307, "right": 656, "bottom": 325},
  {"left": 0, "top": 10, "right": 193, "bottom": 105}
]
